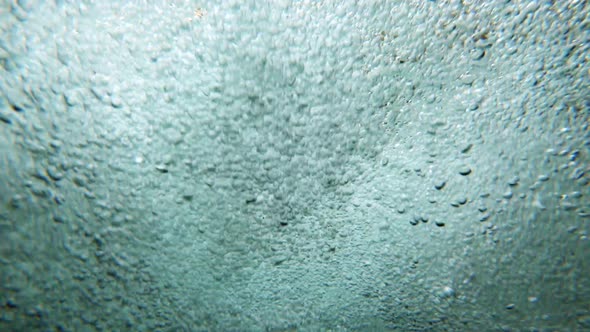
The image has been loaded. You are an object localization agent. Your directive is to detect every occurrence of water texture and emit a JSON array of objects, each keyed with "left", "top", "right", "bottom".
[{"left": 0, "top": 0, "right": 589, "bottom": 331}]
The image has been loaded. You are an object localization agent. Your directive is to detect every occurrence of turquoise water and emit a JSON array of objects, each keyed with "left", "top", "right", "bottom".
[{"left": 0, "top": 1, "right": 588, "bottom": 331}]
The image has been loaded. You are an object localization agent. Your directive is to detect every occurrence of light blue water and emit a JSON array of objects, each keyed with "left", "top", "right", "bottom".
[{"left": 0, "top": 1, "right": 588, "bottom": 331}]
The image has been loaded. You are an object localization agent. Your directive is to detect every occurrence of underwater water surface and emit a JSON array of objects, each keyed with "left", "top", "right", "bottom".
[{"left": 0, "top": 0, "right": 589, "bottom": 331}]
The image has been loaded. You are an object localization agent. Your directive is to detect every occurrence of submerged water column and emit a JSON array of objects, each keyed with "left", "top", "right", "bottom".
[{"left": 0, "top": 1, "right": 589, "bottom": 331}]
